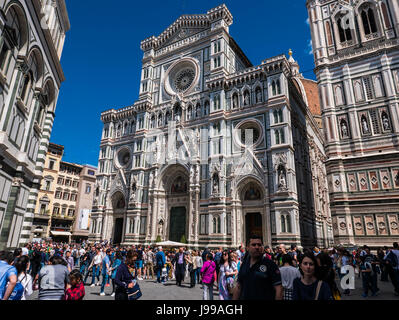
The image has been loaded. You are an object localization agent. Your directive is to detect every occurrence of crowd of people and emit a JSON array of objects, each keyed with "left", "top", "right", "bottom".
[{"left": 0, "top": 236, "right": 398, "bottom": 301}]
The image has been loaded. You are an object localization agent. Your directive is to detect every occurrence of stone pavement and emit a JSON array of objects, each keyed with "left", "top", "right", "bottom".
[{"left": 27, "top": 274, "right": 399, "bottom": 300}]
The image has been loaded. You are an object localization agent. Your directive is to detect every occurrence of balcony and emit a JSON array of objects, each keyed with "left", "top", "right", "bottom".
[{"left": 34, "top": 211, "right": 51, "bottom": 220}]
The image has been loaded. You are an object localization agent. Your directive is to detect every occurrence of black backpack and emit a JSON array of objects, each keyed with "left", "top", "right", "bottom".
[{"left": 387, "top": 251, "right": 398, "bottom": 268}]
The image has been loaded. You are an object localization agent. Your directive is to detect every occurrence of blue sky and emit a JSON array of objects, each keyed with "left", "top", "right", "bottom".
[{"left": 52, "top": 0, "right": 314, "bottom": 166}]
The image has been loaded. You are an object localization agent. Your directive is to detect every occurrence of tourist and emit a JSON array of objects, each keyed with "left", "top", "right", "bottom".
[
  {"left": 292, "top": 252, "right": 333, "bottom": 300},
  {"left": 185, "top": 251, "right": 196, "bottom": 288},
  {"left": 316, "top": 252, "right": 341, "bottom": 300},
  {"left": 100, "top": 249, "right": 111, "bottom": 296},
  {"left": 114, "top": 250, "right": 138, "bottom": 300},
  {"left": 233, "top": 235, "right": 283, "bottom": 300},
  {"left": 155, "top": 247, "right": 166, "bottom": 283},
  {"left": 384, "top": 242, "right": 399, "bottom": 296},
  {"left": 65, "top": 250, "right": 74, "bottom": 272},
  {"left": 280, "top": 254, "right": 301, "bottom": 300},
  {"left": 173, "top": 247, "right": 187, "bottom": 286},
  {"left": 289, "top": 245, "right": 298, "bottom": 266},
  {"left": 136, "top": 245, "right": 144, "bottom": 280},
  {"left": 218, "top": 250, "right": 238, "bottom": 300},
  {"left": 359, "top": 246, "right": 379, "bottom": 298},
  {"left": 193, "top": 250, "right": 203, "bottom": 285},
  {"left": 110, "top": 251, "right": 122, "bottom": 297},
  {"left": 214, "top": 247, "right": 223, "bottom": 282},
  {"left": 13, "top": 248, "right": 22, "bottom": 264},
  {"left": 0, "top": 251, "right": 17, "bottom": 300},
  {"left": 65, "top": 270, "right": 85, "bottom": 300},
  {"left": 88, "top": 248, "right": 102, "bottom": 287},
  {"left": 14, "top": 255, "right": 33, "bottom": 300},
  {"left": 38, "top": 255, "right": 69, "bottom": 300},
  {"left": 201, "top": 253, "right": 216, "bottom": 300}
]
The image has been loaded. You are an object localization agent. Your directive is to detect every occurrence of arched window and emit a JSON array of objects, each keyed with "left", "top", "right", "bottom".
[
  {"left": 286, "top": 214, "right": 292, "bottom": 233},
  {"left": 337, "top": 17, "right": 353, "bottom": 42},
  {"left": 275, "top": 130, "right": 280, "bottom": 145},
  {"left": 381, "top": 2, "right": 392, "bottom": 29},
  {"left": 5, "top": 7, "right": 21, "bottom": 49},
  {"left": 272, "top": 81, "right": 277, "bottom": 96},
  {"left": 187, "top": 105, "right": 192, "bottom": 121},
  {"left": 276, "top": 80, "right": 281, "bottom": 94},
  {"left": 214, "top": 95, "right": 220, "bottom": 110},
  {"left": 20, "top": 71, "right": 32, "bottom": 103},
  {"left": 326, "top": 21, "right": 333, "bottom": 46},
  {"left": 361, "top": 7, "right": 378, "bottom": 35},
  {"left": 280, "top": 129, "right": 285, "bottom": 143},
  {"left": 281, "top": 215, "right": 286, "bottom": 233},
  {"left": 274, "top": 110, "right": 279, "bottom": 124},
  {"left": 150, "top": 115, "right": 155, "bottom": 128},
  {"left": 278, "top": 110, "right": 283, "bottom": 123},
  {"left": 165, "top": 111, "right": 170, "bottom": 125},
  {"left": 255, "top": 87, "right": 262, "bottom": 103},
  {"left": 204, "top": 101, "right": 210, "bottom": 115},
  {"left": 213, "top": 215, "right": 221, "bottom": 234}
]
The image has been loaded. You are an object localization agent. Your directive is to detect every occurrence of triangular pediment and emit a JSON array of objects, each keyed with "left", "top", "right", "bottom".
[{"left": 160, "top": 26, "right": 209, "bottom": 48}]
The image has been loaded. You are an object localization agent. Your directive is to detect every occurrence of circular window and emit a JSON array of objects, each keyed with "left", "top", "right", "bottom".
[
  {"left": 164, "top": 58, "right": 199, "bottom": 96},
  {"left": 174, "top": 69, "right": 195, "bottom": 93},
  {"left": 116, "top": 148, "right": 131, "bottom": 168},
  {"left": 234, "top": 120, "right": 263, "bottom": 148}
]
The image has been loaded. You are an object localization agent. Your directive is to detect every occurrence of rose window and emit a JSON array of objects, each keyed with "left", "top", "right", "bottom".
[{"left": 174, "top": 69, "right": 195, "bottom": 93}]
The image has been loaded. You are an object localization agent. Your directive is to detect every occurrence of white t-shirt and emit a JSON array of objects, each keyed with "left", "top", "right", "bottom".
[
  {"left": 79, "top": 249, "right": 85, "bottom": 257},
  {"left": 93, "top": 253, "right": 102, "bottom": 265},
  {"left": 18, "top": 273, "right": 33, "bottom": 300},
  {"left": 21, "top": 248, "right": 29, "bottom": 256},
  {"left": 279, "top": 266, "right": 301, "bottom": 290}
]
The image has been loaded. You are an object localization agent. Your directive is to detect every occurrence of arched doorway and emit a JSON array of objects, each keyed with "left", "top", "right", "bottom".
[
  {"left": 111, "top": 191, "right": 126, "bottom": 244},
  {"left": 237, "top": 178, "right": 267, "bottom": 245},
  {"left": 156, "top": 164, "right": 190, "bottom": 243}
]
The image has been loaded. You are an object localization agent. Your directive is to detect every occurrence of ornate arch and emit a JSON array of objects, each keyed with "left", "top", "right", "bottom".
[
  {"left": 156, "top": 163, "right": 190, "bottom": 191},
  {"left": 4, "top": 1, "right": 29, "bottom": 55},
  {"left": 234, "top": 175, "right": 266, "bottom": 201}
]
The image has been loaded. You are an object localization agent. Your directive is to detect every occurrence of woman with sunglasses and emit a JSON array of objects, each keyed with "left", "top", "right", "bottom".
[{"left": 218, "top": 250, "right": 238, "bottom": 300}]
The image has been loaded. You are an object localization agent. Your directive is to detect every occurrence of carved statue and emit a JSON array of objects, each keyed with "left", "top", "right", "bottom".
[
  {"left": 233, "top": 94, "right": 238, "bottom": 108},
  {"left": 244, "top": 92, "right": 250, "bottom": 106},
  {"left": 341, "top": 120, "right": 348, "bottom": 137},
  {"left": 212, "top": 173, "right": 219, "bottom": 194},
  {"left": 361, "top": 117, "right": 369, "bottom": 134},
  {"left": 382, "top": 113, "right": 390, "bottom": 131},
  {"left": 149, "top": 171, "right": 154, "bottom": 188},
  {"left": 130, "top": 177, "right": 137, "bottom": 201}
]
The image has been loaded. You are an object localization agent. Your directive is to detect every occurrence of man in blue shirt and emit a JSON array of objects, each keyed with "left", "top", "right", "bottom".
[
  {"left": 0, "top": 251, "right": 17, "bottom": 300},
  {"left": 100, "top": 249, "right": 111, "bottom": 296},
  {"left": 155, "top": 247, "right": 166, "bottom": 283}
]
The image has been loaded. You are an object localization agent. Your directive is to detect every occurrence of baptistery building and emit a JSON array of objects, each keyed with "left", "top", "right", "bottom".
[{"left": 90, "top": 5, "right": 334, "bottom": 248}]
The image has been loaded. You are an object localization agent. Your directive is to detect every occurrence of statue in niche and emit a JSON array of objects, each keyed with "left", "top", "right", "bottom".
[
  {"left": 244, "top": 92, "right": 250, "bottom": 106},
  {"left": 158, "top": 219, "right": 164, "bottom": 237},
  {"left": 130, "top": 178, "right": 137, "bottom": 201},
  {"left": 382, "top": 112, "right": 390, "bottom": 131},
  {"left": 341, "top": 120, "right": 348, "bottom": 138},
  {"left": 212, "top": 173, "right": 220, "bottom": 194},
  {"left": 232, "top": 94, "right": 238, "bottom": 108},
  {"left": 196, "top": 106, "right": 201, "bottom": 118},
  {"left": 149, "top": 171, "right": 154, "bottom": 188},
  {"left": 361, "top": 116, "right": 369, "bottom": 134},
  {"left": 158, "top": 115, "right": 162, "bottom": 127},
  {"left": 278, "top": 165, "right": 287, "bottom": 190}
]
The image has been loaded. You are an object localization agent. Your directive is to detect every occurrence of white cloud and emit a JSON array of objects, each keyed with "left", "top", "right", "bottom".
[{"left": 307, "top": 39, "right": 313, "bottom": 55}]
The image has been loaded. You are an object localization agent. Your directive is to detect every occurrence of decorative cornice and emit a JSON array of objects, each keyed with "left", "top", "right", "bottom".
[{"left": 140, "top": 4, "right": 233, "bottom": 52}]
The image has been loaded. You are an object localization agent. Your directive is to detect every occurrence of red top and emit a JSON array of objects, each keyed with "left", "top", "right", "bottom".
[{"left": 65, "top": 282, "right": 85, "bottom": 300}]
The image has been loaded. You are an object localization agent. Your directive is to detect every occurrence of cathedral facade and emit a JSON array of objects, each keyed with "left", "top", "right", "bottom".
[
  {"left": 90, "top": 5, "right": 333, "bottom": 248},
  {"left": 307, "top": 0, "right": 399, "bottom": 247}
]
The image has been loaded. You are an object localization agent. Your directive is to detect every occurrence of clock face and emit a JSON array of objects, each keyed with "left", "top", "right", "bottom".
[{"left": 174, "top": 68, "right": 196, "bottom": 93}]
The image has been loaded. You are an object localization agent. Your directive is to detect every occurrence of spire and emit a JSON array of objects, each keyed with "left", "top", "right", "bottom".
[{"left": 287, "top": 49, "right": 302, "bottom": 78}]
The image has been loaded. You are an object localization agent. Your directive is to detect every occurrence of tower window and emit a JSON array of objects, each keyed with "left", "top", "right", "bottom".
[
  {"left": 361, "top": 7, "right": 378, "bottom": 35},
  {"left": 337, "top": 17, "right": 353, "bottom": 42}
]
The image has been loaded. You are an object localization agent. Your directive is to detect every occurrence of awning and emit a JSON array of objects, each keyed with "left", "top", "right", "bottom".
[{"left": 50, "top": 231, "right": 72, "bottom": 236}]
